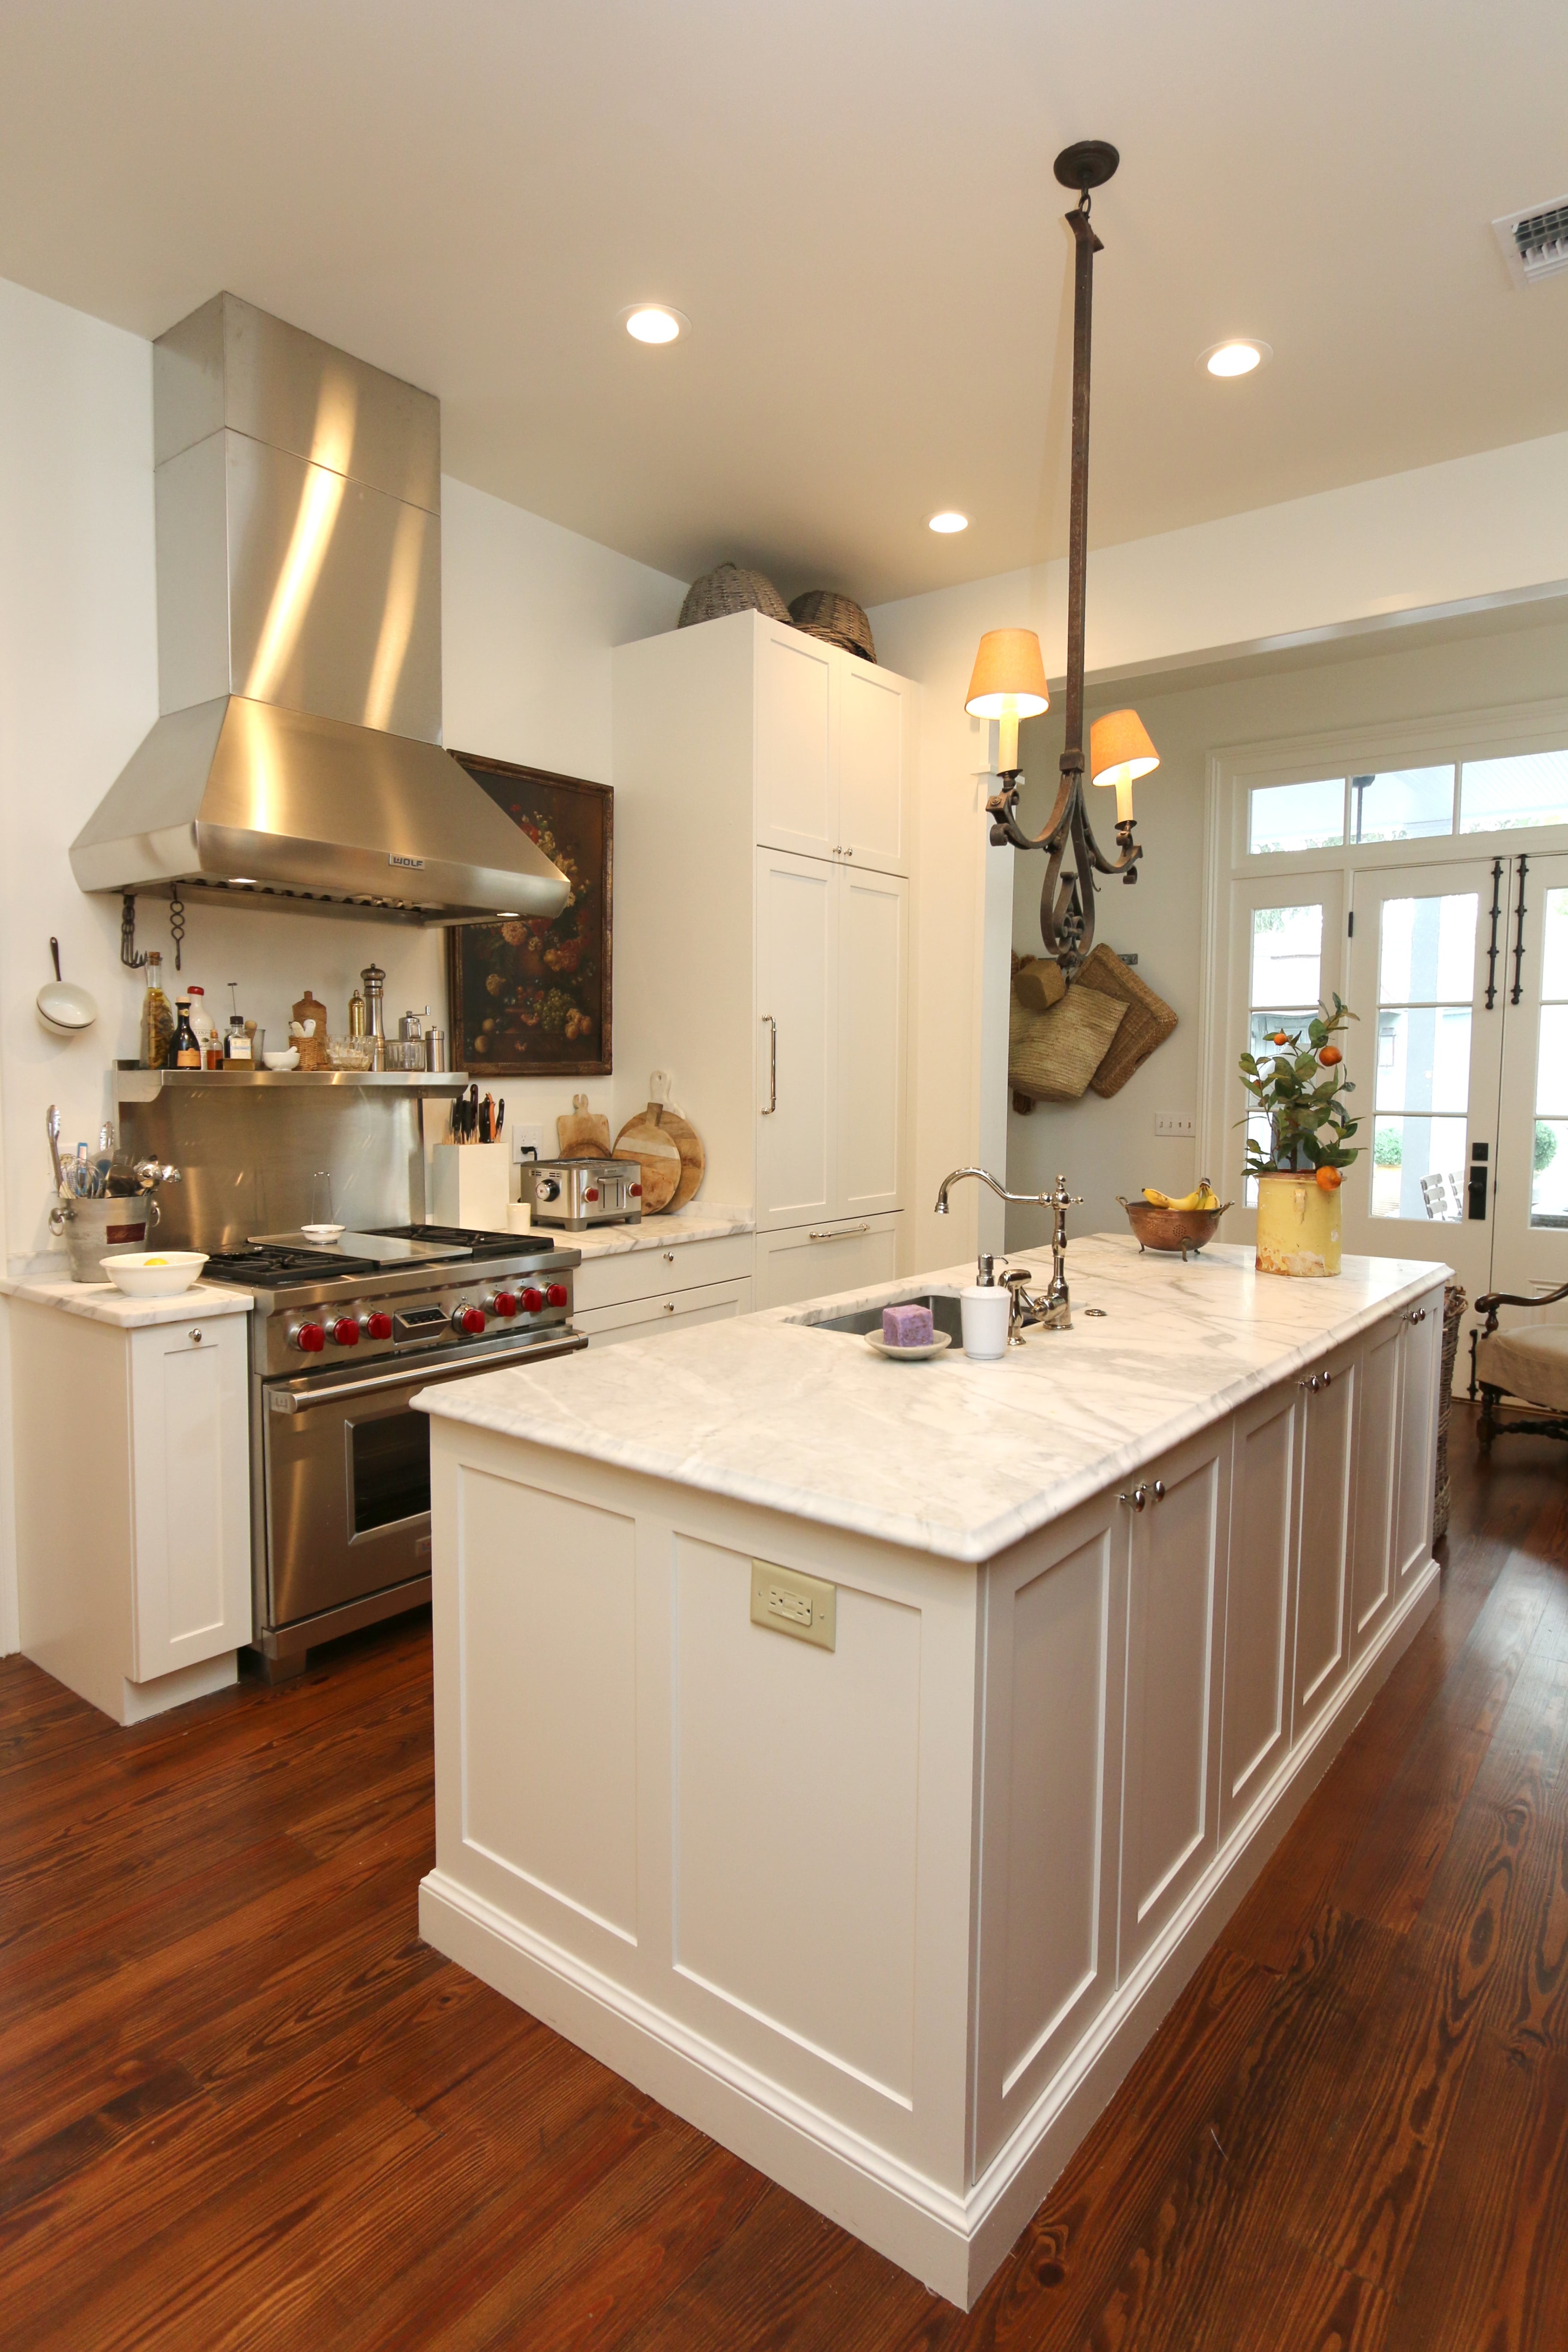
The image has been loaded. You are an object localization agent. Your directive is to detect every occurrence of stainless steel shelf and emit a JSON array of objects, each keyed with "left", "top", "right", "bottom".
[{"left": 113, "top": 1064, "right": 470, "bottom": 1100}]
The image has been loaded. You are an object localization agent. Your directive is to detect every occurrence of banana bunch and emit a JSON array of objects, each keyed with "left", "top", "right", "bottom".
[{"left": 1142, "top": 1179, "right": 1221, "bottom": 1212}]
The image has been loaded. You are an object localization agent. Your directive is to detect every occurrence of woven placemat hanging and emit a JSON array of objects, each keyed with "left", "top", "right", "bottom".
[
  {"left": 1074, "top": 944, "right": 1177, "bottom": 1098},
  {"left": 787, "top": 590, "right": 876, "bottom": 664},
  {"left": 1009, "top": 982, "right": 1126, "bottom": 1105},
  {"left": 679, "top": 562, "right": 791, "bottom": 629}
]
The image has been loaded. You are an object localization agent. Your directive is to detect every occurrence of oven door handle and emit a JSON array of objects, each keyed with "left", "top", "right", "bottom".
[{"left": 266, "top": 1335, "right": 583, "bottom": 1412}]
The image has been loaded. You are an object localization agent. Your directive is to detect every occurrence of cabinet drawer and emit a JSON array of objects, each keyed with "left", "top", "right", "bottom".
[
  {"left": 755, "top": 1214, "right": 900, "bottom": 1308},
  {"left": 573, "top": 1232, "right": 755, "bottom": 1313},
  {"left": 575, "top": 1276, "right": 753, "bottom": 1348}
]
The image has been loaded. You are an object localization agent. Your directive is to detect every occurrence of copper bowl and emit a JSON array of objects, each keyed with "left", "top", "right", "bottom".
[{"left": 1117, "top": 1196, "right": 1232, "bottom": 1259}]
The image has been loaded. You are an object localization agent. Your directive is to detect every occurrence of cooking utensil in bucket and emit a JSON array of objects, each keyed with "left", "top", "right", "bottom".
[{"left": 49, "top": 1194, "right": 160, "bottom": 1283}]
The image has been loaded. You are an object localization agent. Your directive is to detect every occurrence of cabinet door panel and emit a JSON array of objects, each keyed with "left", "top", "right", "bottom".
[
  {"left": 574, "top": 1278, "right": 753, "bottom": 1347},
  {"left": 1394, "top": 1292, "right": 1442, "bottom": 1593},
  {"left": 1350, "top": 1318, "right": 1401, "bottom": 1655},
  {"left": 837, "top": 661, "right": 908, "bottom": 874},
  {"left": 1220, "top": 1383, "right": 1297, "bottom": 1838},
  {"left": 1120, "top": 1428, "right": 1229, "bottom": 1973},
  {"left": 130, "top": 1320, "right": 251, "bottom": 1680},
  {"left": 756, "top": 628, "right": 834, "bottom": 859},
  {"left": 1293, "top": 1349, "right": 1356, "bottom": 1741},
  {"left": 753, "top": 1216, "right": 901, "bottom": 1308},
  {"left": 756, "top": 848, "right": 835, "bottom": 1229},
  {"left": 973, "top": 1491, "right": 1126, "bottom": 2177},
  {"left": 837, "top": 868, "right": 907, "bottom": 1219}
]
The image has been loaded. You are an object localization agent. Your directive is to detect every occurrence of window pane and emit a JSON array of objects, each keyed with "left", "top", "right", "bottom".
[
  {"left": 1460, "top": 750, "right": 1568, "bottom": 834},
  {"left": 1374, "top": 1006, "right": 1472, "bottom": 1117},
  {"left": 1250, "top": 904, "right": 1323, "bottom": 1006},
  {"left": 1249, "top": 1009, "right": 1319, "bottom": 1062},
  {"left": 1537, "top": 1006, "right": 1568, "bottom": 1115},
  {"left": 1370, "top": 1116, "right": 1468, "bottom": 1221},
  {"left": 1532, "top": 1120, "right": 1568, "bottom": 1227},
  {"left": 1249, "top": 778, "right": 1345, "bottom": 855},
  {"left": 1347, "top": 766, "right": 1455, "bottom": 844},
  {"left": 1242, "top": 1112, "right": 1270, "bottom": 1207},
  {"left": 1378, "top": 893, "right": 1477, "bottom": 1005},
  {"left": 1541, "top": 888, "right": 1568, "bottom": 1001}
]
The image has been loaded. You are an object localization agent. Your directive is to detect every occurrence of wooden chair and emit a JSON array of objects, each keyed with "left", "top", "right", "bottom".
[{"left": 1472, "top": 1278, "right": 1568, "bottom": 1451}]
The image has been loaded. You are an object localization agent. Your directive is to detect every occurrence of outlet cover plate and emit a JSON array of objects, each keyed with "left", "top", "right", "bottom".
[
  {"left": 1154, "top": 1113, "right": 1195, "bottom": 1138},
  {"left": 750, "top": 1560, "right": 836, "bottom": 1651},
  {"left": 512, "top": 1122, "right": 549, "bottom": 1163}
]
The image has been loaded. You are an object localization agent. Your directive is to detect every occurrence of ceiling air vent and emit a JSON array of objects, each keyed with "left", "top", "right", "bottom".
[{"left": 1493, "top": 198, "right": 1568, "bottom": 288}]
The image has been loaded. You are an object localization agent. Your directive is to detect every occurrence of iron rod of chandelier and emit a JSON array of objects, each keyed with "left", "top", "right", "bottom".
[{"left": 984, "top": 139, "right": 1143, "bottom": 979}]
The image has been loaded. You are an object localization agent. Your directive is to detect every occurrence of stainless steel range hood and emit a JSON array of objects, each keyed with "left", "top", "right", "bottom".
[{"left": 71, "top": 294, "right": 568, "bottom": 926}]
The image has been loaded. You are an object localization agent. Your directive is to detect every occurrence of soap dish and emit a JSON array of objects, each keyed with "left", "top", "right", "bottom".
[{"left": 864, "top": 1331, "right": 952, "bottom": 1362}]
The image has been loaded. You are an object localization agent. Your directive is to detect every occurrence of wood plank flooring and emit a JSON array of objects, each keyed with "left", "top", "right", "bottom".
[{"left": 5, "top": 1409, "right": 1568, "bottom": 2347}]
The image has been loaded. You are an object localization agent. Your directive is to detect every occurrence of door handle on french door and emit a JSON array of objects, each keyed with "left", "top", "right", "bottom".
[
  {"left": 1485, "top": 856, "right": 1504, "bottom": 1010},
  {"left": 1468, "top": 1160, "right": 1489, "bottom": 1221},
  {"left": 761, "top": 1016, "right": 777, "bottom": 1114},
  {"left": 1511, "top": 854, "right": 1529, "bottom": 1006}
]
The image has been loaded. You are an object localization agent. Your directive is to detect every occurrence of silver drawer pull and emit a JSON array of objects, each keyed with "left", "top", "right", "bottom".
[
  {"left": 188, "top": 1327, "right": 204, "bottom": 1344},
  {"left": 1299, "top": 1374, "right": 1320, "bottom": 1391},
  {"left": 662, "top": 1250, "right": 676, "bottom": 1264},
  {"left": 1150, "top": 1480, "right": 1166, "bottom": 1501},
  {"left": 1119, "top": 1488, "right": 1146, "bottom": 1511},
  {"left": 1320, "top": 1369, "right": 1333, "bottom": 1386},
  {"left": 808, "top": 1223, "right": 871, "bottom": 1241},
  {"left": 1405, "top": 1306, "right": 1426, "bottom": 1324},
  {"left": 662, "top": 1300, "right": 676, "bottom": 1313}
]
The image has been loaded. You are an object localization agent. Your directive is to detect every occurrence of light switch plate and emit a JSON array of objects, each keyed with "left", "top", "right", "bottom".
[
  {"left": 750, "top": 1560, "right": 836, "bottom": 1651},
  {"left": 1154, "top": 1113, "right": 1195, "bottom": 1137},
  {"left": 512, "top": 1122, "right": 548, "bottom": 1163}
]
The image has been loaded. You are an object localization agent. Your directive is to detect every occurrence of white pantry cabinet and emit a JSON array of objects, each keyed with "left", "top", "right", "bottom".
[
  {"left": 11, "top": 1295, "right": 252, "bottom": 1723},
  {"left": 613, "top": 608, "right": 916, "bottom": 1271}
]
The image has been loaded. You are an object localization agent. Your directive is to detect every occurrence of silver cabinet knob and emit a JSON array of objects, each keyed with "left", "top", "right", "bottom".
[
  {"left": 1150, "top": 1480, "right": 1166, "bottom": 1501},
  {"left": 1299, "top": 1374, "right": 1320, "bottom": 1391},
  {"left": 1320, "top": 1369, "right": 1333, "bottom": 1387},
  {"left": 188, "top": 1327, "right": 204, "bottom": 1344},
  {"left": 663, "top": 1250, "right": 675, "bottom": 1263},
  {"left": 662, "top": 1300, "right": 676, "bottom": 1314},
  {"left": 1119, "top": 1488, "right": 1146, "bottom": 1511}
]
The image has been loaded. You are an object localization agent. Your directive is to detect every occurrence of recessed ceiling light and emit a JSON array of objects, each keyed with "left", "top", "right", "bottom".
[
  {"left": 621, "top": 304, "right": 688, "bottom": 345},
  {"left": 1200, "top": 339, "right": 1272, "bottom": 378},
  {"left": 928, "top": 510, "right": 969, "bottom": 534}
]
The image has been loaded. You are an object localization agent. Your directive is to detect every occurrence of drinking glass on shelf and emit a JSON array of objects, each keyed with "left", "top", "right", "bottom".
[{"left": 311, "top": 1171, "right": 334, "bottom": 1228}]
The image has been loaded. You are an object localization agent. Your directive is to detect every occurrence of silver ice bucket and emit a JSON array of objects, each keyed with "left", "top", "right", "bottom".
[{"left": 49, "top": 1194, "right": 159, "bottom": 1283}]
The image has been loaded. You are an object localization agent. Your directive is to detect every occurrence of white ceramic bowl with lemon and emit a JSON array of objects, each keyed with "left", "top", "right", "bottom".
[{"left": 101, "top": 1250, "right": 209, "bottom": 1298}]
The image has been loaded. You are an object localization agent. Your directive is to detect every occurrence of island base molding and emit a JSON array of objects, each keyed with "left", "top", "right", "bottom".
[{"left": 419, "top": 1555, "right": 1438, "bottom": 2310}]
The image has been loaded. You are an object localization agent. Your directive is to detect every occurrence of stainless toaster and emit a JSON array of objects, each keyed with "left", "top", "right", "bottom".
[{"left": 520, "top": 1157, "right": 643, "bottom": 1230}]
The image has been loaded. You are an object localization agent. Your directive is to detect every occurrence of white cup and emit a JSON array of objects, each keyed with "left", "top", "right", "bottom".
[
  {"left": 505, "top": 1201, "right": 533, "bottom": 1233},
  {"left": 960, "top": 1284, "right": 1010, "bottom": 1360}
]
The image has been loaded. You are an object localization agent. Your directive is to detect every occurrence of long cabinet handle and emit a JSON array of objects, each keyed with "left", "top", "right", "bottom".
[
  {"left": 761, "top": 1015, "right": 777, "bottom": 1114},
  {"left": 267, "top": 1335, "right": 581, "bottom": 1412},
  {"left": 808, "top": 1223, "right": 871, "bottom": 1241}
]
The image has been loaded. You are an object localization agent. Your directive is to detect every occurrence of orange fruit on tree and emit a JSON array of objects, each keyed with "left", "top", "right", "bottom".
[
  {"left": 1318, "top": 1045, "right": 1342, "bottom": 1065},
  {"left": 1270, "top": 1031, "right": 1289, "bottom": 1044},
  {"left": 1315, "top": 1165, "right": 1342, "bottom": 1191}
]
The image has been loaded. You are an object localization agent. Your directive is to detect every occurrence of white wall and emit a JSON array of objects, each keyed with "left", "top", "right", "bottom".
[
  {"left": 0, "top": 272, "right": 685, "bottom": 1651},
  {"left": 1004, "top": 614, "right": 1568, "bottom": 1259}
]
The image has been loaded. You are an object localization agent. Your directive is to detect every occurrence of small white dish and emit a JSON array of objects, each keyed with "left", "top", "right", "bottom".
[
  {"left": 101, "top": 1250, "right": 208, "bottom": 1298},
  {"left": 863, "top": 1330, "right": 953, "bottom": 1362},
  {"left": 262, "top": 1048, "right": 300, "bottom": 1071},
  {"left": 300, "top": 1222, "right": 346, "bottom": 1244}
]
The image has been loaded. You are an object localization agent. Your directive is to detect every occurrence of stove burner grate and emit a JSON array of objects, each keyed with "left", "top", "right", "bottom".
[
  {"left": 370, "top": 1223, "right": 553, "bottom": 1259},
  {"left": 203, "top": 1245, "right": 382, "bottom": 1283}
]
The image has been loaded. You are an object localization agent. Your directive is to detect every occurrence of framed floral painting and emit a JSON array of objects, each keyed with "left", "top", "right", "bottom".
[{"left": 445, "top": 752, "right": 612, "bottom": 1077}]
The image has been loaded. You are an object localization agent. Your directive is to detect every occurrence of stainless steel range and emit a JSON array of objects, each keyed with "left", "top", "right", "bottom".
[{"left": 201, "top": 1221, "right": 585, "bottom": 1678}]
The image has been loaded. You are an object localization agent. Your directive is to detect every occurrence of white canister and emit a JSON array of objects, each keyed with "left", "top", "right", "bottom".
[
  {"left": 960, "top": 1283, "right": 1010, "bottom": 1361},
  {"left": 430, "top": 1141, "right": 510, "bottom": 1232}
]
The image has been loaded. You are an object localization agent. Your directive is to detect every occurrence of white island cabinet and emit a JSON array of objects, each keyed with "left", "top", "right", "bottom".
[
  {"left": 416, "top": 1238, "right": 1448, "bottom": 2309},
  {"left": 3, "top": 1276, "right": 254, "bottom": 1723}
]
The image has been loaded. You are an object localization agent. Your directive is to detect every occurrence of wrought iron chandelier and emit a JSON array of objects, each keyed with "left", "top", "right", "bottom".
[{"left": 968, "top": 140, "right": 1159, "bottom": 979}]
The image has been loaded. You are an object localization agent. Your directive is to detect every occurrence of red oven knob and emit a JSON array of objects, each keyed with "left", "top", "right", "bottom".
[
  {"left": 490, "top": 1291, "right": 519, "bottom": 1317},
  {"left": 631, "top": 1184, "right": 642, "bottom": 1198},
  {"left": 521, "top": 1287, "right": 544, "bottom": 1312},
  {"left": 290, "top": 1322, "right": 326, "bottom": 1353},
  {"left": 452, "top": 1305, "right": 487, "bottom": 1335},
  {"left": 329, "top": 1317, "right": 361, "bottom": 1347},
  {"left": 585, "top": 1186, "right": 600, "bottom": 1202},
  {"left": 546, "top": 1283, "right": 569, "bottom": 1308},
  {"left": 361, "top": 1312, "right": 393, "bottom": 1340}
]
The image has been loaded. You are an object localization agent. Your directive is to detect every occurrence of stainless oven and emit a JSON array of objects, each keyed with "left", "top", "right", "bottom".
[{"left": 261, "top": 1329, "right": 585, "bottom": 1652}]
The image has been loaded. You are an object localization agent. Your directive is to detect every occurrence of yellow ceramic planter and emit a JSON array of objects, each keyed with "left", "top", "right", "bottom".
[{"left": 1255, "top": 1170, "right": 1341, "bottom": 1278}]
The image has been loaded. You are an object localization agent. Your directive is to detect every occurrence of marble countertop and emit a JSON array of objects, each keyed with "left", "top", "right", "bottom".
[
  {"left": 0, "top": 1271, "right": 255, "bottom": 1328},
  {"left": 417, "top": 1236, "right": 1451, "bottom": 1565},
  {"left": 566, "top": 1205, "right": 753, "bottom": 1260}
]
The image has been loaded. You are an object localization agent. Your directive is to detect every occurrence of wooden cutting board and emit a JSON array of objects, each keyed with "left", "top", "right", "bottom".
[
  {"left": 614, "top": 1074, "right": 705, "bottom": 1214},
  {"left": 611, "top": 1106, "right": 682, "bottom": 1214},
  {"left": 557, "top": 1093, "right": 611, "bottom": 1159}
]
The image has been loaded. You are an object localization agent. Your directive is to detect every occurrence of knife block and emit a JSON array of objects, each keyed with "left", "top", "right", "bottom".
[{"left": 430, "top": 1142, "right": 509, "bottom": 1233}]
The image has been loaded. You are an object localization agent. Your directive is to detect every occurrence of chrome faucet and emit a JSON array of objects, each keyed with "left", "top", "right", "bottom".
[{"left": 934, "top": 1166, "right": 1082, "bottom": 1335}]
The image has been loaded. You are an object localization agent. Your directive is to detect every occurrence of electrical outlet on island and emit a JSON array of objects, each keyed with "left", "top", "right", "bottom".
[{"left": 1154, "top": 1113, "right": 1196, "bottom": 1138}]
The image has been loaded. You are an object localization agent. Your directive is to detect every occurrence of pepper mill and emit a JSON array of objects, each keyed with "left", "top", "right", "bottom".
[{"left": 360, "top": 964, "right": 387, "bottom": 1071}]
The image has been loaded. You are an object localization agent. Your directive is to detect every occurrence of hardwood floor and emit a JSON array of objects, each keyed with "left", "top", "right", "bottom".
[{"left": 5, "top": 1409, "right": 1568, "bottom": 2348}]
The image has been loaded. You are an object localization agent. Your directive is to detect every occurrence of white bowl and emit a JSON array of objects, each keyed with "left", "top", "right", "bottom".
[
  {"left": 101, "top": 1250, "right": 208, "bottom": 1298},
  {"left": 262, "top": 1048, "right": 300, "bottom": 1070},
  {"left": 300, "top": 1222, "right": 345, "bottom": 1243},
  {"left": 863, "top": 1330, "right": 953, "bottom": 1362}
]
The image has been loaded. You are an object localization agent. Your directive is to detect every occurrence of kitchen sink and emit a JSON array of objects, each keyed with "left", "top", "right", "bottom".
[{"left": 807, "top": 1291, "right": 964, "bottom": 1340}]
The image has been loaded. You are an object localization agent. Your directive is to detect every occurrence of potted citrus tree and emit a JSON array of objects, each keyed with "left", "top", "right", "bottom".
[{"left": 1240, "top": 997, "right": 1359, "bottom": 1277}]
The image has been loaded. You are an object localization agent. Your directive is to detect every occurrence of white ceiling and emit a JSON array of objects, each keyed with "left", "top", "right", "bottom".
[{"left": 2, "top": 2, "right": 1565, "bottom": 605}]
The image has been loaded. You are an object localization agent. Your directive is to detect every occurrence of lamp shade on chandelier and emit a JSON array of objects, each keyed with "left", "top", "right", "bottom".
[
  {"left": 965, "top": 630, "right": 1050, "bottom": 772},
  {"left": 1090, "top": 707, "right": 1160, "bottom": 824}
]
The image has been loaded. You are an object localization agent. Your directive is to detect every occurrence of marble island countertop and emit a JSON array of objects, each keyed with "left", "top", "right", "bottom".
[
  {"left": 417, "top": 1236, "right": 1451, "bottom": 1564},
  {"left": 0, "top": 1269, "right": 255, "bottom": 1328}
]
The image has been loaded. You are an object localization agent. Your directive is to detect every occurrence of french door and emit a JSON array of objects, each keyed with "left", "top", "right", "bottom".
[{"left": 1489, "top": 853, "right": 1568, "bottom": 1302}]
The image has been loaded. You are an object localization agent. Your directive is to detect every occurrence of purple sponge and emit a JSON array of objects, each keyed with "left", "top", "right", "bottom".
[{"left": 883, "top": 1303, "right": 934, "bottom": 1349}]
